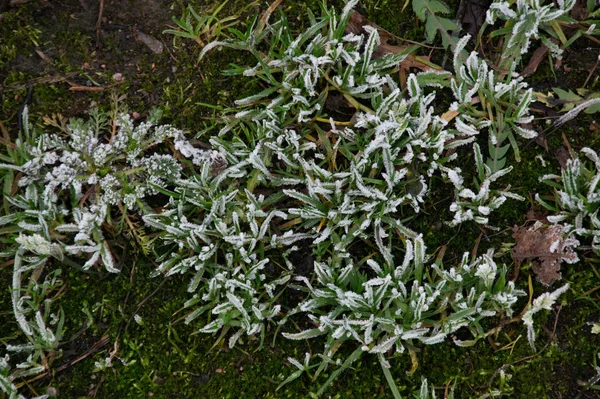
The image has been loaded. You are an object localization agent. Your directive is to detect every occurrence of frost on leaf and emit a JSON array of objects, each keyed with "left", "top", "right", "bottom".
[{"left": 511, "top": 223, "right": 579, "bottom": 286}]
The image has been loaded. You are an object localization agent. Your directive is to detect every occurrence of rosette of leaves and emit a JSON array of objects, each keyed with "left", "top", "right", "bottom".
[
  {"left": 537, "top": 147, "right": 600, "bottom": 257},
  {"left": 0, "top": 107, "right": 191, "bottom": 272},
  {"left": 281, "top": 237, "right": 524, "bottom": 397},
  {"left": 280, "top": 75, "right": 462, "bottom": 265},
  {"left": 198, "top": 0, "right": 526, "bottom": 247},
  {"left": 442, "top": 143, "right": 525, "bottom": 226},
  {"left": 173, "top": 1, "right": 544, "bottom": 394}
]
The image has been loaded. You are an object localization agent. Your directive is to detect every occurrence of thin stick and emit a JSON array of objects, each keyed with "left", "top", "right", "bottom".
[
  {"left": 69, "top": 85, "right": 105, "bottom": 92},
  {"left": 96, "top": 0, "right": 105, "bottom": 47},
  {"left": 583, "top": 53, "right": 600, "bottom": 88}
]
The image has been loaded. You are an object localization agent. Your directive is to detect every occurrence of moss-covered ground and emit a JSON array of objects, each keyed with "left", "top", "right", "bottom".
[{"left": 1, "top": 0, "right": 600, "bottom": 398}]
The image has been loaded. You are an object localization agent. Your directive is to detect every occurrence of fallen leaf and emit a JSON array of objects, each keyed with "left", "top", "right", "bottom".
[
  {"left": 512, "top": 224, "right": 579, "bottom": 286},
  {"left": 521, "top": 45, "right": 549, "bottom": 78},
  {"left": 554, "top": 146, "right": 571, "bottom": 170},
  {"left": 570, "top": 0, "right": 588, "bottom": 20},
  {"left": 525, "top": 206, "right": 549, "bottom": 224},
  {"left": 324, "top": 92, "right": 354, "bottom": 115}
]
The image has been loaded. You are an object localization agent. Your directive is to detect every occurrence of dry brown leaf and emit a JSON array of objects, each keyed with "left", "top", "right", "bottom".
[
  {"left": 512, "top": 224, "right": 579, "bottom": 286},
  {"left": 534, "top": 128, "right": 549, "bottom": 152},
  {"left": 520, "top": 45, "right": 549, "bottom": 78},
  {"left": 554, "top": 147, "right": 571, "bottom": 170}
]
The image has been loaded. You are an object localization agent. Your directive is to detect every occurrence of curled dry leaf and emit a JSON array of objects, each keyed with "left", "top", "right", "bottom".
[{"left": 512, "top": 223, "right": 579, "bottom": 286}]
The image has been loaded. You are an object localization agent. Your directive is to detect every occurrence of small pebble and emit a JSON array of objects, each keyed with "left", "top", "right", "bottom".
[
  {"left": 112, "top": 73, "right": 123, "bottom": 82},
  {"left": 135, "top": 31, "right": 164, "bottom": 54}
]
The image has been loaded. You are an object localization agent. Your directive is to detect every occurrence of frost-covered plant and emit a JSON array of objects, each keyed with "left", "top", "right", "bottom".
[
  {"left": 450, "top": 35, "right": 537, "bottom": 174},
  {"left": 537, "top": 147, "right": 600, "bottom": 257},
  {"left": 199, "top": 4, "right": 533, "bottom": 235},
  {"left": 444, "top": 143, "right": 525, "bottom": 226},
  {"left": 144, "top": 164, "right": 310, "bottom": 347},
  {"left": 486, "top": 0, "right": 576, "bottom": 70},
  {"left": 0, "top": 106, "right": 215, "bottom": 395},
  {"left": 173, "top": 2, "right": 548, "bottom": 395},
  {"left": 1, "top": 353, "right": 49, "bottom": 399},
  {"left": 281, "top": 238, "right": 524, "bottom": 396},
  {"left": 0, "top": 249, "right": 63, "bottom": 399},
  {"left": 0, "top": 107, "right": 200, "bottom": 272},
  {"left": 201, "top": 0, "right": 422, "bottom": 138},
  {"left": 522, "top": 284, "right": 569, "bottom": 349}
]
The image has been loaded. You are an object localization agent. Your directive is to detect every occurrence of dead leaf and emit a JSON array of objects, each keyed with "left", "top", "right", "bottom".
[
  {"left": 324, "top": 92, "right": 354, "bottom": 116},
  {"left": 512, "top": 224, "right": 579, "bottom": 286},
  {"left": 554, "top": 146, "right": 571, "bottom": 170},
  {"left": 521, "top": 45, "right": 549, "bottom": 78},
  {"left": 256, "top": 0, "right": 282, "bottom": 36},
  {"left": 534, "top": 129, "right": 549, "bottom": 152}
]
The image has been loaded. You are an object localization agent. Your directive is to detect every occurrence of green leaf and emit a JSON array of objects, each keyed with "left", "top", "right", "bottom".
[
  {"left": 506, "top": 131, "right": 521, "bottom": 163},
  {"left": 493, "top": 268, "right": 507, "bottom": 294},
  {"left": 282, "top": 328, "right": 326, "bottom": 340},
  {"left": 413, "top": 0, "right": 459, "bottom": 48},
  {"left": 445, "top": 307, "right": 476, "bottom": 322},
  {"left": 315, "top": 347, "right": 364, "bottom": 397},
  {"left": 381, "top": 359, "right": 403, "bottom": 399},
  {"left": 277, "top": 369, "right": 304, "bottom": 391},
  {"left": 553, "top": 87, "right": 581, "bottom": 102}
]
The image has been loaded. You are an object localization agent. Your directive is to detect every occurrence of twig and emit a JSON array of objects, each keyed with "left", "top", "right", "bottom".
[
  {"left": 69, "top": 86, "right": 105, "bottom": 92},
  {"left": 90, "top": 373, "right": 106, "bottom": 398},
  {"left": 583, "top": 53, "right": 600, "bottom": 88},
  {"left": 96, "top": 0, "right": 105, "bottom": 47},
  {"left": 33, "top": 48, "right": 53, "bottom": 63},
  {"left": 3, "top": 72, "right": 79, "bottom": 92}
]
